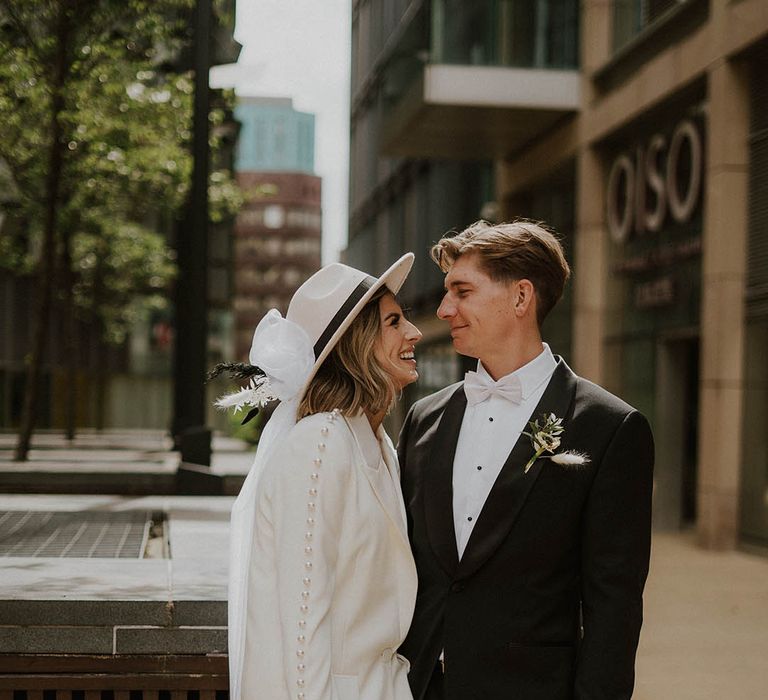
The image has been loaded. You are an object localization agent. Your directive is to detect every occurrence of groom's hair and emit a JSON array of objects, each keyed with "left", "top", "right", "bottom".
[{"left": 430, "top": 219, "right": 571, "bottom": 325}]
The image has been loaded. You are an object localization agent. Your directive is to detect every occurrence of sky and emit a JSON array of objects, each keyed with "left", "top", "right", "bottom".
[{"left": 210, "top": 0, "right": 352, "bottom": 264}]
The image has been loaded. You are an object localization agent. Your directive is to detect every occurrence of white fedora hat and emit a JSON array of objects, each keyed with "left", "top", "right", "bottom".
[
  {"left": 287, "top": 252, "right": 414, "bottom": 400},
  {"left": 213, "top": 253, "right": 414, "bottom": 419}
]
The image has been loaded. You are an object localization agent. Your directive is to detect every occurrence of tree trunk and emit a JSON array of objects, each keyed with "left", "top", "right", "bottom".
[
  {"left": 94, "top": 330, "right": 107, "bottom": 432},
  {"left": 61, "top": 225, "right": 77, "bottom": 441},
  {"left": 93, "top": 258, "right": 107, "bottom": 432},
  {"left": 14, "top": 4, "right": 71, "bottom": 461}
]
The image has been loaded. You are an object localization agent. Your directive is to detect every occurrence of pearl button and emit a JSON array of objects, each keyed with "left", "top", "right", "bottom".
[
  {"left": 297, "top": 679, "right": 305, "bottom": 688},
  {"left": 297, "top": 634, "right": 306, "bottom": 643},
  {"left": 303, "top": 576, "right": 311, "bottom": 585},
  {"left": 298, "top": 693, "right": 305, "bottom": 700},
  {"left": 301, "top": 590, "right": 310, "bottom": 599},
  {"left": 305, "top": 531, "right": 313, "bottom": 541},
  {"left": 304, "top": 545, "right": 313, "bottom": 555},
  {"left": 321, "top": 426, "right": 329, "bottom": 435},
  {"left": 304, "top": 561, "right": 313, "bottom": 570},
  {"left": 307, "top": 502, "right": 316, "bottom": 511},
  {"left": 298, "top": 620, "right": 306, "bottom": 629},
  {"left": 310, "top": 472, "right": 319, "bottom": 480},
  {"left": 300, "top": 603, "right": 309, "bottom": 613},
  {"left": 296, "top": 649, "right": 305, "bottom": 658},
  {"left": 308, "top": 488, "right": 318, "bottom": 497},
  {"left": 307, "top": 517, "right": 315, "bottom": 526},
  {"left": 313, "top": 458, "right": 322, "bottom": 466},
  {"left": 297, "top": 662, "right": 305, "bottom": 671}
]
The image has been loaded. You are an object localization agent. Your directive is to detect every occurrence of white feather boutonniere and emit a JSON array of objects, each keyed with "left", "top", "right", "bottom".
[
  {"left": 550, "top": 451, "right": 590, "bottom": 468},
  {"left": 522, "top": 413, "right": 590, "bottom": 474}
]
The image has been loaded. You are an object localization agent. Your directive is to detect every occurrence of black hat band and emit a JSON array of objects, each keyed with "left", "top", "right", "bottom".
[{"left": 312, "top": 275, "right": 377, "bottom": 359}]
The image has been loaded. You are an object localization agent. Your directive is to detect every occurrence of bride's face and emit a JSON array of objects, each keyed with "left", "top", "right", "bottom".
[{"left": 374, "top": 293, "right": 423, "bottom": 390}]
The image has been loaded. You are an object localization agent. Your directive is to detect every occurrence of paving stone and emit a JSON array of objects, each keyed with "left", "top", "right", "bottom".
[
  {"left": 115, "top": 626, "right": 227, "bottom": 655},
  {"left": 0, "top": 600, "right": 172, "bottom": 626},
  {"left": 0, "top": 558, "right": 170, "bottom": 601},
  {"left": 172, "top": 600, "right": 227, "bottom": 627},
  {"left": 0, "top": 471, "right": 178, "bottom": 495},
  {"left": 169, "top": 559, "right": 227, "bottom": 601},
  {"left": 0, "top": 625, "right": 112, "bottom": 654}
]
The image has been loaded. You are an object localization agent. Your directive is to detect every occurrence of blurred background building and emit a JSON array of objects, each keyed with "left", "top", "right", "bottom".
[
  {"left": 346, "top": 0, "right": 768, "bottom": 552},
  {"left": 233, "top": 97, "right": 322, "bottom": 360}
]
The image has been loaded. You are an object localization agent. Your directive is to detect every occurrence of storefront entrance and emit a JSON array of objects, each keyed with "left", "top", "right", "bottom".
[{"left": 654, "top": 336, "right": 699, "bottom": 530}]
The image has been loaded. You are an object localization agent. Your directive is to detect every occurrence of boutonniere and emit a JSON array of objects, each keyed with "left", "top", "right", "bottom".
[{"left": 522, "top": 413, "right": 590, "bottom": 474}]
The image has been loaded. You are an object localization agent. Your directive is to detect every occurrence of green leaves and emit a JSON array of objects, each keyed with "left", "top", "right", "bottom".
[
  {"left": 0, "top": 0, "right": 240, "bottom": 341},
  {"left": 522, "top": 412, "right": 566, "bottom": 474}
]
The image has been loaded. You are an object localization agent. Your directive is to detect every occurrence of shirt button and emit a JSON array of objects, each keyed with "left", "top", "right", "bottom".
[
  {"left": 467, "top": 516, "right": 473, "bottom": 522},
  {"left": 450, "top": 581, "right": 465, "bottom": 593},
  {"left": 477, "top": 465, "right": 482, "bottom": 471},
  {"left": 489, "top": 416, "right": 494, "bottom": 422}
]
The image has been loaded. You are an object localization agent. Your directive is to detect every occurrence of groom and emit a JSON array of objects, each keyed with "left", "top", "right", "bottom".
[{"left": 398, "top": 220, "right": 654, "bottom": 700}]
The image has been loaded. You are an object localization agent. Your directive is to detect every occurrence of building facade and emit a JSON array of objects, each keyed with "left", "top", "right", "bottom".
[
  {"left": 347, "top": 0, "right": 768, "bottom": 551},
  {"left": 233, "top": 98, "right": 322, "bottom": 360}
]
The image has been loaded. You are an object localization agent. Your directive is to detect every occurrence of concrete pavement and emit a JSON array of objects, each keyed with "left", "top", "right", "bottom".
[
  {"left": 635, "top": 532, "right": 768, "bottom": 700},
  {"left": 0, "top": 429, "right": 253, "bottom": 494},
  {"left": 0, "top": 431, "right": 766, "bottom": 694},
  {"left": 0, "top": 493, "right": 231, "bottom": 656}
]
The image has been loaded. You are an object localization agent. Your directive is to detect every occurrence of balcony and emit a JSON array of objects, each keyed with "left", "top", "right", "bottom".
[{"left": 376, "top": 0, "right": 580, "bottom": 159}]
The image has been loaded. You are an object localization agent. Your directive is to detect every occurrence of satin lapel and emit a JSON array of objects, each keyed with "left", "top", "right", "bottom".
[
  {"left": 424, "top": 385, "right": 466, "bottom": 577},
  {"left": 457, "top": 359, "right": 578, "bottom": 580}
]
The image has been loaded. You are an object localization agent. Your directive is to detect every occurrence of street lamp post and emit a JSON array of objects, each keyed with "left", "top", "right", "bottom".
[{"left": 172, "top": 0, "right": 212, "bottom": 466}]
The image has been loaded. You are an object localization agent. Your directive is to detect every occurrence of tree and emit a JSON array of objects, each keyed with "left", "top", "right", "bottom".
[{"left": 0, "top": 0, "right": 240, "bottom": 458}]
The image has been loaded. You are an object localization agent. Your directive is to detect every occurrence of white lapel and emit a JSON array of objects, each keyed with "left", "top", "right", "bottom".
[
  {"left": 377, "top": 428, "right": 409, "bottom": 539},
  {"left": 343, "top": 413, "right": 418, "bottom": 639},
  {"left": 344, "top": 414, "right": 411, "bottom": 550}
]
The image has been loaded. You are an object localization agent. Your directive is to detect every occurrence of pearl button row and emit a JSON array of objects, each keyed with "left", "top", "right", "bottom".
[{"left": 295, "top": 408, "right": 340, "bottom": 700}]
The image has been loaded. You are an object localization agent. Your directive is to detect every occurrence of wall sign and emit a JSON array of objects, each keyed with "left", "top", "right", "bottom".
[{"left": 607, "top": 118, "right": 703, "bottom": 244}]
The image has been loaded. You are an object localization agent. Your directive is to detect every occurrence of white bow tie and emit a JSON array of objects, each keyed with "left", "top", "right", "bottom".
[{"left": 463, "top": 371, "right": 523, "bottom": 406}]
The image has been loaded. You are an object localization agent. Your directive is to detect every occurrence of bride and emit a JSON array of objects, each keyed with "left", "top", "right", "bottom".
[{"left": 216, "top": 254, "right": 422, "bottom": 700}]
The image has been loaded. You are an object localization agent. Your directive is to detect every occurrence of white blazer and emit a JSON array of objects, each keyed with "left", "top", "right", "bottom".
[{"left": 240, "top": 411, "right": 418, "bottom": 700}]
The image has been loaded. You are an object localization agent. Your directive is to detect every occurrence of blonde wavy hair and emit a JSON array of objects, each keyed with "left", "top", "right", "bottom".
[{"left": 298, "top": 287, "right": 397, "bottom": 420}]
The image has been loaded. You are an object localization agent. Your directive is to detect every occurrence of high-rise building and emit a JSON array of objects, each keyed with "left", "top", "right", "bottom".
[
  {"left": 347, "top": 0, "right": 578, "bottom": 423},
  {"left": 347, "top": 0, "right": 768, "bottom": 551},
  {"left": 233, "top": 98, "right": 322, "bottom": 360}
]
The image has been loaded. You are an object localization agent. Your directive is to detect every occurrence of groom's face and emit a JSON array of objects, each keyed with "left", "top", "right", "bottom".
[{"left": 437, "top": 253, "right": 520, "bottom": 361}]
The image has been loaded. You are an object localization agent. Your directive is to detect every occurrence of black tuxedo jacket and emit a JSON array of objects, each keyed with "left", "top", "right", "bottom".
[{"left": 398, "top": 359, "right": 654, "bottom": 700}]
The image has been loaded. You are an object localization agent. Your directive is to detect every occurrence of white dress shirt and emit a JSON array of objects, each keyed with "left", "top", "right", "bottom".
[{"left": 452, "top": 344, "right": 557, "bottom": 558}]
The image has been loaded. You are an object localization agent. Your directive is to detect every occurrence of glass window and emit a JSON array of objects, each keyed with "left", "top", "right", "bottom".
[
  {"left": 433, "top": 0, "right": 578, "bottom": 69},
  {"left": 613, "top": 0, "right": 686, "bottom": 52}
]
